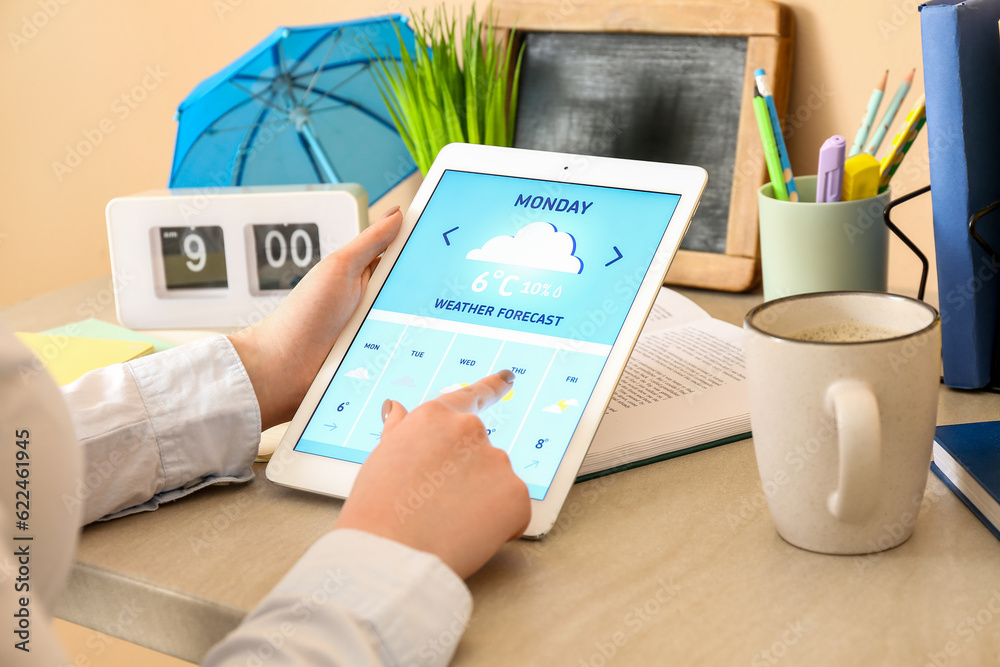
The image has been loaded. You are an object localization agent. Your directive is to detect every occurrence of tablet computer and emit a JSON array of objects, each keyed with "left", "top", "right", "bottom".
[{"left": 266, "top": 143, "right": 706, "bottom": 538}]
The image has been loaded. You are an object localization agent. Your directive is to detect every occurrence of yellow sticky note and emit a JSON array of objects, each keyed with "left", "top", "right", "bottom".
[
  {"left": 842, "top": 154, "right": 881, "bottom": 201},
  {"left": 16, "top": 333, "right": 154, "bottom": 385}
]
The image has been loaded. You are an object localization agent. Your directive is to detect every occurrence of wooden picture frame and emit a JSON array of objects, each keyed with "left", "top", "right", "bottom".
[{"left": 492, "top": 0, "right": 794, "bottom": 291}]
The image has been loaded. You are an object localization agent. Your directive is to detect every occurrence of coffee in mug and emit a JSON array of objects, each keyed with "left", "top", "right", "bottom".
[{"left": 790, "top": 321, "right": 906, "bottom": 343}]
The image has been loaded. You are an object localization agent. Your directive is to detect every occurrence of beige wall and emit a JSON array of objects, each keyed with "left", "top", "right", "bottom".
[{"left": 0, "top": 0, "right": 933, "bottom": 308}]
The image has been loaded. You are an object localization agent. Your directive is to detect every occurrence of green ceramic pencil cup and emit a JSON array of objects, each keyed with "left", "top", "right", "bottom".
[{"left": 757, "top": 175, "right": 891, "bottom": 302}]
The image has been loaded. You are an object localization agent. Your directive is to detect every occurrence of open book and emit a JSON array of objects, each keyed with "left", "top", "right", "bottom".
[{"left": 578, "top": 287, "right": 751, "bottom": 479}]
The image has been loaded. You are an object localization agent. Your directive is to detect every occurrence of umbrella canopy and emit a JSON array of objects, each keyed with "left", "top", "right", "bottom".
[{"left": 169, "top": 15, "right": 418, "bottom": 202}]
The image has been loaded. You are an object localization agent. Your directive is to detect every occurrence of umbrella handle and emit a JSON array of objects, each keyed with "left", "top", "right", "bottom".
[{"left": 299, "top": 121, "right": 341, "bottom": 184}]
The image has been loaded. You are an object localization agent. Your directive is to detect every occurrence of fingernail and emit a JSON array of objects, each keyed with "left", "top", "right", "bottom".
[
  {"left": 499, "top": 369, "right": 515, "bottom": 384},
  {"left": 381, "top": 399, "right": 392, "bottom": 423},
  {"left": 380, "top": 205, "right": 401, "bottom": 219}
]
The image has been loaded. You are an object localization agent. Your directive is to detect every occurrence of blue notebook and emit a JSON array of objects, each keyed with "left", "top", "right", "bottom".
[
  {"left": 931, "top": 420, "right": 1000, "bottom": 541},
  {"left": 920, "top": 0, "right": 1000, "bottom": 389}
]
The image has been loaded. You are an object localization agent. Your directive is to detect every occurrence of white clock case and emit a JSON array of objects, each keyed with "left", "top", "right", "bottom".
[{"left": 106, "top": 184, "right": 367, "bottom": 329}]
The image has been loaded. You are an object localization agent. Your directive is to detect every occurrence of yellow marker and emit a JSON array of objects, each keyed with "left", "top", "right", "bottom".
[{"left": 842, "top": 154, "right": 880, "bottom": 201}]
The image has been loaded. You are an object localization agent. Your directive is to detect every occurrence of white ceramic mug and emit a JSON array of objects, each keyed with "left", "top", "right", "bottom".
[{"left": 744, "top": 292, "right": 941, "bottom": 554}]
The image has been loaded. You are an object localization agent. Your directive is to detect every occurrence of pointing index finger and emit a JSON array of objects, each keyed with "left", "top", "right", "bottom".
[{"left": 437, "top": 369, "right": 516, "bottom": 414}]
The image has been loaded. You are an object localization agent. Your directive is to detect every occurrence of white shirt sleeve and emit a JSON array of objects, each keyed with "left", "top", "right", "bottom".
[
  {"left": 201, "top": 529, "right": 473, "bottom": 667},
  {"left": 60, "top": 334, "right": 260, "bottom": 525},
  {"left": 55, "top": 332, "right": 475, "bottom": 665}
]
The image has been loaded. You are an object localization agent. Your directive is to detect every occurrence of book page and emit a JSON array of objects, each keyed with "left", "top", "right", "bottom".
[
  {"left": 588, "top": 318, "right": 748, "bottom": 456},
  {"left": 640, "top": 287, "right": 711, "bottom": 331},
  {"left": 607, "top": 319, "right": 744, "bottom": 412}
]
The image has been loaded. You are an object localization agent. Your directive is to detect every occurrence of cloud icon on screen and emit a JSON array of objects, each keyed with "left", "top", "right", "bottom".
[
  {"left": 466, "top": 222, "right": 583, "bottom": 274},
  {"left": 345, "top": 367, "right": 370, "bottom": 380},
  {"left": 439, "top": 382, "right": 469, "bottom": 394},
  {"left": 542, "top": 398, "right": 580, "bottom": 414}
]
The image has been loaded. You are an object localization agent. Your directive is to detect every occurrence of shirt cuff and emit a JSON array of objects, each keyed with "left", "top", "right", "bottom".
[
  {"left": 261, "top": 529, "right": 473, "bottom": 666},
  {"left": 115, "top": 334, "right": 260, "bottom": 517}
]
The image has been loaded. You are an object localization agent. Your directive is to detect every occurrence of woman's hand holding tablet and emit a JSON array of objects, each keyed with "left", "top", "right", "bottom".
[
  {"left": 227, "top": 207, "right": 403, "bottom": 430},
  {"left": 267, "top": 143, "right": 707, "bottom": 538}
]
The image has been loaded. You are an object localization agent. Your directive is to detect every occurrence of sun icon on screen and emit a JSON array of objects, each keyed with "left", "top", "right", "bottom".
[{"left": 542, "top": 398, "right": 579, "bottom": 414}]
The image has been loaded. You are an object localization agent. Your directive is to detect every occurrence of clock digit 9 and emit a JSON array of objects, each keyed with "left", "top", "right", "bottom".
[{"left": 160, "top": 226, "right": 228, "bottom": 290}]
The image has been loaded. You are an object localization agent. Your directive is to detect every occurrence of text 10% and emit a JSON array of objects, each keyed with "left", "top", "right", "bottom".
[{"left": 471, "top": 270, "right": 562, "bottom": 298}]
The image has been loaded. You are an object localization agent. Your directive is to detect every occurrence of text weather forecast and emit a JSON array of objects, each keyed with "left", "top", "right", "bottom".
[{"left": 295, "top": 170, "right": 682, "bottom": 499}]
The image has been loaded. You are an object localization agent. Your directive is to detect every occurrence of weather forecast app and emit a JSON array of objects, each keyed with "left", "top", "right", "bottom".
[{"left": 296, "top": 170, "right": 682, "bottom": 499}]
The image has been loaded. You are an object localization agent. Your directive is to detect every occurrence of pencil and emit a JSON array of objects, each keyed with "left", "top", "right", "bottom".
[
  {"left": 865, "top": 68, "right": 915, "bottom": 156},
  {"left": 849, "top": 70, "right": 887, "bottom": 157},
  {"left": 878, "top": 94, "right": 926, "bottom": 192},
  {"left": 754, "top": 68, "right": 798, "bottom": 202},
  {"left": 753, "top": 86, "right": 788, "bottom": 201}
]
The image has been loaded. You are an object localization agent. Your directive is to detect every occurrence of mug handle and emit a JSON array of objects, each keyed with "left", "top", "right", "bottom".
[{"left": 825, "top": 380, "right": 881, "bottom": 522}]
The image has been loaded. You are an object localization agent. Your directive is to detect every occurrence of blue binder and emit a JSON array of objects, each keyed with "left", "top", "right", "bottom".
[{"left": 920, "top": 0, "right": 1000, "bottom": 388}]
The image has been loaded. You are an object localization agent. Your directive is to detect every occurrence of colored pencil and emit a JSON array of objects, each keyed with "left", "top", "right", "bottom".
[
  {"left": 849, "top": 70, "right": 887, "bottom": 157},
  {"left": 754, "top": 68, "right": 798, "bottom": 202},
  {"left": 865, "top": 68, "right": 915, "bottom": 156},
  {"left": 878, "top": 94, "right": 926, "bottom": 192},
  {"left": 753, "top": 87, "right": 788, "bottom": 201}
]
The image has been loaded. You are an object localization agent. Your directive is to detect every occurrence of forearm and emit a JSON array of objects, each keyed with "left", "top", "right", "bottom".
[{"left": 227, "top": 328, "right": 303, "bottom": 431}]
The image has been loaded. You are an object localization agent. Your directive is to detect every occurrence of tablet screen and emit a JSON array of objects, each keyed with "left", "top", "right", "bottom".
[{"left": 295, "top": 170, "right": 681, "bottom": 499}]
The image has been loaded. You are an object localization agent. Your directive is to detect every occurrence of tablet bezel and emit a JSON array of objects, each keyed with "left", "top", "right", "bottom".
[{"left": 266, "top": 143, "right": 707, "bottom": 538}]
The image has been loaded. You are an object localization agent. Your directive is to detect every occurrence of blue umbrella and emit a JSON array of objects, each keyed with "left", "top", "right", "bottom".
[{"left": 169, "top": 15, "right": 417, "bottom": 202}]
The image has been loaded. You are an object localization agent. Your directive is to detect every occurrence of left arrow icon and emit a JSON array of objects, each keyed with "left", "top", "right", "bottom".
[{"left": 443, "top": 226, "right": 459, "bottom": 246}]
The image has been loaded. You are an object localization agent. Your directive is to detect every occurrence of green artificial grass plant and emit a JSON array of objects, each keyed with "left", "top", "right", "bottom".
[{"left": 368, "top": 5, "right": 524, "bottom": 173}]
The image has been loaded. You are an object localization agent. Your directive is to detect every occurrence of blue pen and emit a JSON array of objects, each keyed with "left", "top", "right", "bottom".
[
  {"left": 754, "top": 68, "right": 798, "bottom": 202},
  {"left": 816, "top": 135, "right": 846, "bottom": 203}
]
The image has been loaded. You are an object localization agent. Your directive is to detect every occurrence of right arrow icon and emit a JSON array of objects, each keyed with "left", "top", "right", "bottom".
[{"left": 605, "top": 246, "right": 623, "bottom": 267}]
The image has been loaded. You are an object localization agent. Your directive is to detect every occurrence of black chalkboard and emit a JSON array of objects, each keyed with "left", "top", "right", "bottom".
[
  {"left": 493, "top": 0, "right": 794, "bottom": 291},
  {"left": 513, "top": 31, "right": 747, "bottom": 255}
]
